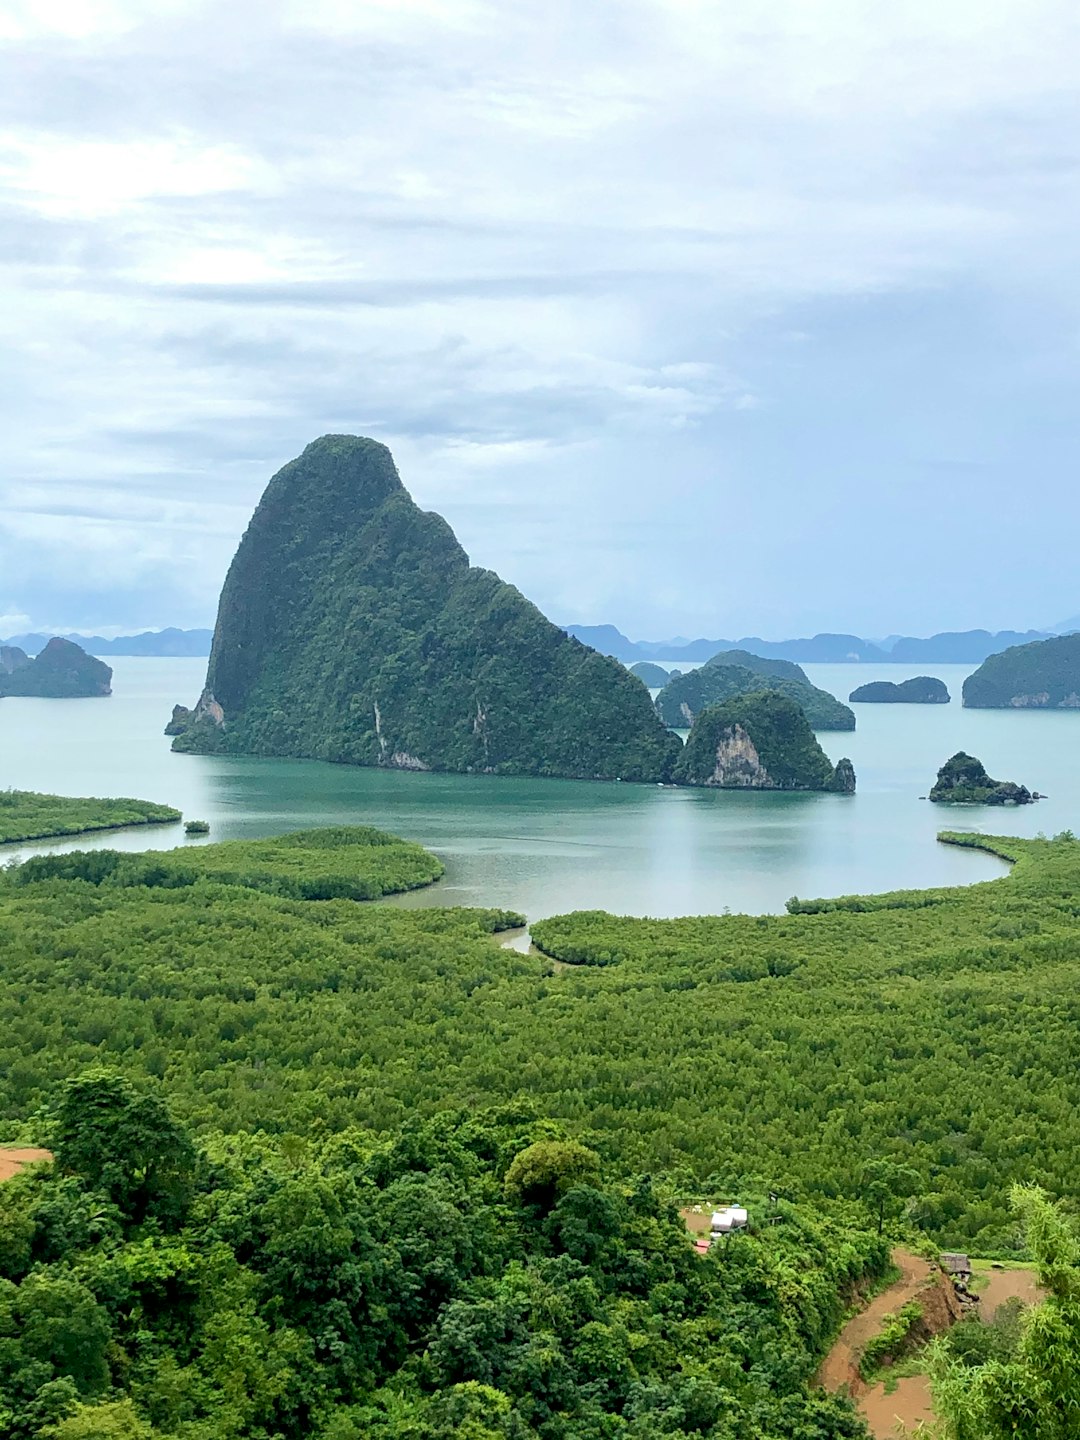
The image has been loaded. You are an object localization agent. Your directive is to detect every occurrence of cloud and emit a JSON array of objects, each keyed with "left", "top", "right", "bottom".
[{"left": 2, "top": 0, "right": 1080, "bottom": 633}]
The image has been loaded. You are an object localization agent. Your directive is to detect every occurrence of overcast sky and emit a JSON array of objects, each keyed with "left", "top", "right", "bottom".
[{"left": 3, "top": 0, "right": 1080, "bottom": 640}]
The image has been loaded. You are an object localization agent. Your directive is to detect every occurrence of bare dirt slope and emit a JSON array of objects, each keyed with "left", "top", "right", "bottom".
[{"left": 0, "top": 1147, "right": 52, "bottom": 1181}]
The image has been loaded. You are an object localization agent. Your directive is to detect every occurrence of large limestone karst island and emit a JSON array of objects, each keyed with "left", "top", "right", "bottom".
[
  {"left": 673, "top": 691, "right": 856, "bottom": 792},
  {"left": 963, "top": 632, "right": 1080, "bottom": 708},
  {"left": 170, "top": 436, "right": 680, "bottom": 781},
  {"left": 0, "top": 637, "right": 112, "bottom": 698}
]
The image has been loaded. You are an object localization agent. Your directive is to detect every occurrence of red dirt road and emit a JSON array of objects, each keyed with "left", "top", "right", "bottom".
[
  {"left": 859, "top": 1374, "right": 936, "bottom": 1438},
  {"left": 0, "top": 1147, "right": 52, "bottom": 1181},
  {"left": 817, "top": 1248, "right": 934, "bottom": 1393}
]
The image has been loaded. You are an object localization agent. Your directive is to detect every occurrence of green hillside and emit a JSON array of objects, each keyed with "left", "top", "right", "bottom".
[{"left": 655, "top": 663, "right": 855, "bottom": 730}]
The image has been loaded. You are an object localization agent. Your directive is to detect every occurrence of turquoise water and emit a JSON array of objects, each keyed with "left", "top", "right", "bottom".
[{"left": 1, "top": 657, "right": 1075, "bottom": 920}]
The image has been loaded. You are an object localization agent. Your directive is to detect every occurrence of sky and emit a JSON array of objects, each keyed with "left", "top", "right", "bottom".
[{"left": 3, "top": 0, "right": 1080, "bottom": 641}]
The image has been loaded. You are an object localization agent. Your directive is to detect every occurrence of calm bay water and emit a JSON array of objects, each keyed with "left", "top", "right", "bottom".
[{"left": 1, "top": 656, "right": 1076, "bottom": 919}]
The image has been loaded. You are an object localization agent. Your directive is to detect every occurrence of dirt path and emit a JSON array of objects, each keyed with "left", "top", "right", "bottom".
[
  {"left": 817, "top": 1248, "right": 934, "bottom": 1393},
  {"left": 0, "top": 1147, "right": 51, "bottom": 1181},
  {"left": 978, "top": 1265, "right": 1043, "bottom": 1320},
  {"left": 859, "top": 1375, "right": 936, "bottom": 1438}
]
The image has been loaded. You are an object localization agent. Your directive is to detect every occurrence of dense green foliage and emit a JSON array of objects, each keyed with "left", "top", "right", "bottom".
[
  {"left": 655, "top": 667, "right": 854, "bottom": 732},
  {"left": 627, "top": 663, "right": 670, "bottom": 687},
  {"left": 703, "top": 650, "right": 808, "bottom": 683},
  {"left": 0, "top": 1073, "right": 886, "bottom": 1439},
  {"left": 930, "top": 1186, "right": 1080, "bottom": 1437},
  {"left": 0, "top": 791, "right": 180, "bottom": 845},
  {"left": 4, "top": 828, "right": 1080, "bottom": 1253},
  {"left": 14, "top": 827, "right": 445, "bottom": 902},
  {"left": 672, "top": 692, "right": 854, "bottom": 792},
  {"left": 963, "top": 631, "right": 1080, "bottom": 708},
  {"left": 929, "top": 753, "right": 1034, "bottom": 806},
  {"left": 848, "top": 677, "right": 949, "bottom": 704},
  {"left": 0, "top": 639, "right": 111, "bottom": 699},
  {"left": 171, "top": 436, "right": 678, "bottom": 782},
  {"left": 857, "top": 1301, "right": 923, "bottom": 1379}
]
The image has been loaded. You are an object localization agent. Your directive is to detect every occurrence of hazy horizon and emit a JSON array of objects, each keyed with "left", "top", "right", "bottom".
[{"left": 4, "top": 2, "right": 1080, "bottom": 639}]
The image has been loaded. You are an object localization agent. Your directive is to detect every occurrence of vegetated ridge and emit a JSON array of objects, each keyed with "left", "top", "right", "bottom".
[
  {"left": 929, "top": 753, "right": 1036, "bottom": 806},
  {"left": 964, "top": 632, "right": 1080, "bottom": 709},
  {"left": 656, "top": 662, "right": 856, "bottom": 730},
  {"left": 0, "top": 637, "right": 112, "bottom": 698},
  {"left": 627, "top": 660, "right": 670, "bottom": 686},
  {"left": 19, "top": 825, "right": 444, "bottom": 901},
  {"left": 169, "top": 436, "right": 679, "bottom": 782},
  {"left": 849, "top": 676, "right": 950, "bottom": 704},
  {"left": 0, "top": 790, "right": 181, "bottom": 845},
  {"left": 702, "top": 646, "right": 809, "bottom": 681},
  {"left": 672, "top": 690, "right": 856, "bottom": 791}
]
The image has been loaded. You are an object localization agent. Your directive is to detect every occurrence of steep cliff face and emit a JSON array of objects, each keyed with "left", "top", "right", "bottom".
[
  {"left": 964, "top": 633, "right": 1080, "bottom": 709},
  {"left": 656, "top": 663, "right": 855, "bottom": 731},
  {"left": 0, "top": 646, "right": 29, "bottom": 676},
  {"left": 673, "top": 690, "right": 855, "bottom": 792},
  {"left": 170, "top": 436, "right": 680, "bottom": 782},
  {"left": 0, "top": 638, "right": 111, "bottom": 698}
]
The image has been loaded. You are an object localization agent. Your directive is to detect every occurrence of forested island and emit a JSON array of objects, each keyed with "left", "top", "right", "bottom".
[
  {"left": 0, "top": 790, "right": 181, "bottom": 845},
  {"left": 2, "top": 823, "right": 1080, "bottom": 1432},
  {"left": 673, "top": 691, "right": 856, "bottom": 791},
  {"left": 929, "top": 753, "right": 1036, "bottom": 805},
  {"left": 169, "top": 436, "right": 678, "bottom": 782},
  {"left": 849, "top": 676, "right": 950, "bottom": 704},
  {"left": 655, "top": 661, "right": 856, "bottom": 730},
  {"left": 627, "top": 660, "right": 670, "bottom": 686},
  {"left": 0, "top": 637, "right": 112, "bottom": 698},
  {"left": 964, "top": 631, "right": 1080, "bottom": 708}
]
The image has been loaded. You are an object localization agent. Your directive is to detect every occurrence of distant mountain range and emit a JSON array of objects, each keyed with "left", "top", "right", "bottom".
[
  {"left": 1, "top": 628, "right": 213, "bottom": 657},
  {"left": 4, "top": 620, "right": 1073, "bottom": 667},
  {"left": 564, "top": 624, "right": 1062, "bottom": 665}
]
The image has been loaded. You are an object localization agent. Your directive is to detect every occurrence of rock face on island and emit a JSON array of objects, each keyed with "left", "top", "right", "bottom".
[
  {"left": 628, "top": 661, "right": 670, "bottom": 687},
  {"left": 963, "top": 633, "right": 1080, "bottom": 709},
  {"left": 169, "top": 436, "right": 681, "bottom": 782},
  {"left": 0, "top": 645, "right": 29, "bottom": 676},
  {"left": 673, "top": 691, "right": 856, "bottom": 792},
  {"left": 0, "top": 637, "right": 112, "bottom": 698},
  {"left": 656, "top": 664, "right": 855, "bottom": 731},
  {"left": 929, "top": 752, "right": 1036, "bottom": 805},
  {"left": 849, "top": 676, "right": 950, "bottom": 704}
]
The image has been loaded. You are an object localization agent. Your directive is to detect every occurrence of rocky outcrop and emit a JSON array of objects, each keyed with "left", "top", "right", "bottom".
[
  {"left": 964, "top": 632, "right": 1080, "bottom": 709},
  {"left": 0, "top": 637, "right": 112, "bottom": 698},
  {"left": 0, "top": 645, "right": 29, "bottom": 676},
  {"left": 831, "top": 757, "right": 857, "bottom": 794},
  {"left": 169, "top": 436, "right": 679, "bottom": 782},
  {"left": 929, "top": 752, "right": 1037, "bottom": 805},
  {"left": 674, "top": 690, "right": 856, "bottom": 792},
  {"left": 164, "top": 704, "right": 194, "bottom": 736},
  {"left": 849, "top": 676, "right": 950, "bottom": 704}
]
